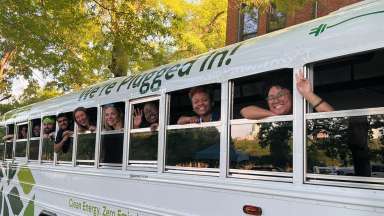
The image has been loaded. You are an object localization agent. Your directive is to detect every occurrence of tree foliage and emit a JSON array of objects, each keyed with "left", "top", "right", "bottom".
[{"left": 0, "top": 0, "right": 227, "bottom": 111}]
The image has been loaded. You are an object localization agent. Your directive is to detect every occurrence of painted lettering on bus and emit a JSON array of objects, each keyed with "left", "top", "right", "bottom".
[{"left": 78, "top": 43, "right": 243, "bottom": 101}]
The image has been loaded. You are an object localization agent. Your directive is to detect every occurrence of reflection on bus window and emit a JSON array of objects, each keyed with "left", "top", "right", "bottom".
[
  {"left": 230, "top": 122, "right": 293, "bottom": 172},
  {"left": 42, "top": 116, "right": 55, "bottom": 162},
  {"left": 166, "top": 127, "right": 220, "bottom": 168},
  {"left": 100, "top": 103, "right": 124, "bottom": 165},
  {"left": 307, "top": 115, "right": 384, "bottom": 178},
  {"left": 55, "top": 113, "right": 74, "bottom": 162},
  {"left": 75, "top": 107, "right": 97, "bottom": 166},
  {"left": 29, "top": 119, "right": 41, "bottom": 161},
  {"left": 5, "top": 124, "right": 14, "bottom": 159},
  {"left": 15, "top": 124, "right": 28, "bottom": 157},
  {"left": 130, "top": 132, "right": 158, "bottom": 161}
]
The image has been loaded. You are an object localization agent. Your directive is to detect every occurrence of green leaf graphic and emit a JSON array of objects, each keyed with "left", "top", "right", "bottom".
[
  {"left": 23, "top": 195, "right": 35, "bottom": 216},
  {"left": 17, "top": 166, "right": 36, "bottom": 195},
  {"left": 7, "top": 187, "right": 23, "bottom": 215}
]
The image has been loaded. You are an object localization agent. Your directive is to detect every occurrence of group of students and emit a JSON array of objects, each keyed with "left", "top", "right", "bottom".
[{"left": 2, "top": 71, "right": 333, "bottom": 154}]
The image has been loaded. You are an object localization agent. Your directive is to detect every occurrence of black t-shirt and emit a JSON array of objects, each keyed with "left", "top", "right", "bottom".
[{"left": 55, "top": 127, "right": 73, "bottom": 153}]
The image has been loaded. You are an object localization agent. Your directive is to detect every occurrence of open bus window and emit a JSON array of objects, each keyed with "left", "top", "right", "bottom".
[
  {"left": 166, "top": 84, "right": 221, "bottom": 170},
  {"left": 55, "top": 112, "right": 74, "bottom": 163},
  {"left": 306, "top": 49, "right": 384, "bottom": 184},
  {"left": 0, "top": 126, "right": 5, "bottom": 161},
  {"left": 229, "top": 69, "right": 293, "bottom": 178},
  {"left": 15, "top": 123, "right": 28, "bottom": 157},
  {"left": 29, "top": 119, "right": 41, "bottom": 161},
  {"left": 99, "top": 102, "right": 124, "bottom": 166},
  {"left": 42, "top": 116, "right": 56, "bottom": 162},
  {"left": 74, "top": 107, "right": 97, "bottom": 166},
  {"left": 5, "top": 124, "right": 14, "bottom": 159},
  {"left": 128, "top": 99, "right": 159, "bottom": 166}
]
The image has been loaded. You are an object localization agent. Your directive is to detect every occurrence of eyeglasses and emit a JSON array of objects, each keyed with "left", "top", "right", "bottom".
[{"left": 266, "top": 91, "right": 288, "bottom": 102}]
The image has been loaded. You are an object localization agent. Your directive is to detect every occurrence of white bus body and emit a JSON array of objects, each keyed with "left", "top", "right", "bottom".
[{"left": 1, "top": 1, "right": 384, "bottom": 215}]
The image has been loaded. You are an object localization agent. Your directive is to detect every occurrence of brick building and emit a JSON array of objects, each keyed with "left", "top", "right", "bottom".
[{"left": 226, "top": 0, "right": 361, "bottom": 45}]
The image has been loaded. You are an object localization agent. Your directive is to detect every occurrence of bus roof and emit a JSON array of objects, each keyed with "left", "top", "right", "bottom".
[{"left": 3, "top": 0, "right": 384, "bottom": 123}]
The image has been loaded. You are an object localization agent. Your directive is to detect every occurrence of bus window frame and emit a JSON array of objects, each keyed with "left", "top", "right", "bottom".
[
  {"left": 164, "top": 84, "right": 222, "bottom": 175},
  {"left": 227, "top": 70, "right": 295, "bottom": 182},
  {"left": 127, "top": 96, "right": 161, "bottom": 170},
  {"left": 55, "top": 112, "right": 75, "bottom": 166},
  {"left": 28, "top": 118, "right": 42, "bottom": 163},
  {"left": 304, "top": 60, "right": 384, "bottom": 189},
  {"left": 98, "top": 102, "right": 125, "bottom": 169},
  {"left": 5, "top": 123, "right": 15, "bottom": 161},
  {"left": 14, "top": 122, "right": 28, "bottom": 160},
  {"left": 74, "top": 106, "right": 98, "bottom": 167}
]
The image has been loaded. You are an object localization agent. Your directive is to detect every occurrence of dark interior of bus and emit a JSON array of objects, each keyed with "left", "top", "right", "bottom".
[{"left": 313, "top": 49, "right": 384, "bottom": 111}]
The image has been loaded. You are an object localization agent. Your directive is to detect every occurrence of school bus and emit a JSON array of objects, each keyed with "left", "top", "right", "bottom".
[{"left": 0, "top": 1, "right": 384, "bottom": 215}]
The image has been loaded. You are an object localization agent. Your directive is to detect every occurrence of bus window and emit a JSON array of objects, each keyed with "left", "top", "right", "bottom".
[
  {"left": 306, "top": 49, "right": 384, "bottom": 185},
  {"left": 128, "top": 99, "right": 159, "bottom": 167},
  {"left": 166, "top": 84, "right": 221, "bottom": 171},
  {"left": 29, "top": 119, "right": 41, "bottom": 161},
  {"left": 99, "top": 102, "right": 124, "bottom": 167},
  {"left": 42, "top": 116, "right": 56, "bottom": 162},
  {"left": 5, "top": 124, "right": 14, "bottom": 160},
  {"left": 0, "top": 126, "right": 5, "bottom": 161},
  {"left": 74, "top": 107, "right": 97, "bottom": 166},
  {"left": 55, "top": 113, "right": 74, "bottom": 164},
  {"left": 230, "top": 69, "right": 293, "bottom": 178},
  {"left": 15, "top": 123, "right": 28, "bottom": 158}
]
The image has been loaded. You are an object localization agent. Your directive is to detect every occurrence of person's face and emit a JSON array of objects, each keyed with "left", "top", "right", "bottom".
[
  {"left": 143, "top": 103, "right": 159, "bottom": 124},
  {"left": 57, "top": 116, "right": 69, "bottom": 130},
  {"left": 267, "top": 86, "right": 292, "bottom": 115},
  {"left": 33, "top": 125, "right": 40, "bottom": 136},
  {"left": 43, "top": 122, "right": 54, "bottom": 134},
  {"left": 20, "top": 126, "right": 27, "bottom": 137},
  {"left": 105, "top": 107, "right": 120, "bottom": 127},
  {"left": 191, "top": 91, "right": 212, "bottom": 117},
  {"left": 75, "top": 111, "right": 88, "bottom": 127}
]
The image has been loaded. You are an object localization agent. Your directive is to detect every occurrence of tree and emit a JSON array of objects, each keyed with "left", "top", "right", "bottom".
[{"left": 0, "top": 0, "right": 227, "bottom": 108}]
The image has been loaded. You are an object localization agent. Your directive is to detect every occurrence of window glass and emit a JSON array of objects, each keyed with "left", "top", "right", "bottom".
[
  {"left": 267, "top": 5, "right": 286, "bottom": 33},
  {"left": 15, "top": 123, "right": 28, "bottom": 157},
  {"left": 5, "top": 124, "right": 14, "bottom": 159},
  {"left": 166, "top": 127, "right": 220, "bottom": 168},
  {"left": 55, "top": 113, "right": 74, "bottom": 163},
  {"left": 0, "top": 126, "right": 5, "bottom": 161},
  {"left": 29, "top": 119, "right": 41, "bottom": 161},
  {"left": 74, "top": 107, "right": 97, "bottom": 166},
  {"left": 100, "top": 102, "right": 125, "bottom": 166},
  {"left": 231, "top": 122, "right": 292, "bottom": 172},
  {"left": 129, "top": 100, "right": 159, "bottom": 166},
  {"left": 307, "top": 115, "right": 384, "bottom": 178},
  {"left": 230, "top": 69, "right": 293, "bottom": 176},
  {"left": 240, "top": 4, "right": 258, "bottom": 41},
  {"left": 42, "top": 116, "right": 56, "bottom": 162},
  {"left": 166, "top": 84, "right": 221, "bottom": 170},
  {"left": 306, "top": 50, "right": 384, "bottom": 183}
]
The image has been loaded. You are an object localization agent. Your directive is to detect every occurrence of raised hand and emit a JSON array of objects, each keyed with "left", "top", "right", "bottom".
[
  {"left": 295, "top": 70, "right": 312, "bottom": 97},
  {"left": 133, "top": 108, "right": 143, "bottom": 128}
]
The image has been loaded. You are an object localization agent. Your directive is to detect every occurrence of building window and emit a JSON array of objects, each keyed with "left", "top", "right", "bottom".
[
  {"left": 239, "top": 5, "right": 259, "bottom": 41},
  {"left": 267, "top": 5, "right": 287, "bottom": 33}
]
